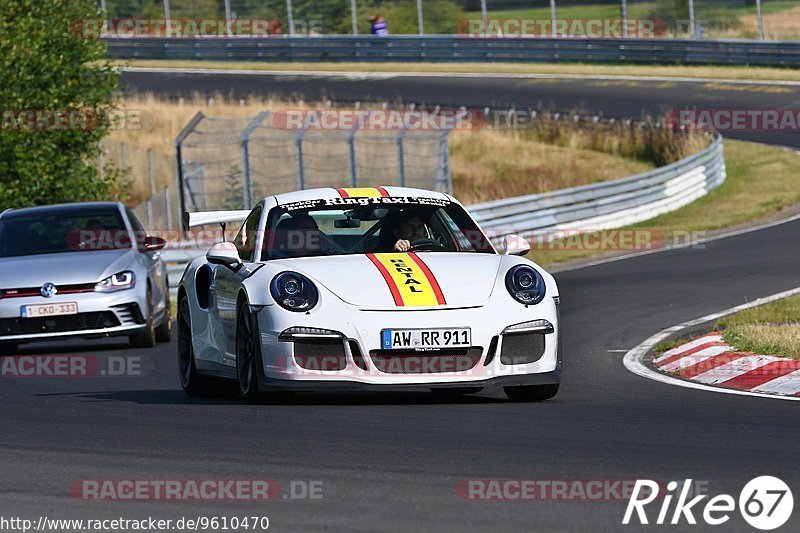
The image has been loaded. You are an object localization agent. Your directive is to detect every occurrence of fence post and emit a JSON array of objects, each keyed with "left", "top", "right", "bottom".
[
  {"left": 287, "top": 0, "right": 295, "bottom": 36},
  {"left": 348, "top": 130, "right": 358, "bottom": 187},
  {"left": 147, "top": 149, "right": 156, "bottom": 228},
  {"left": 396, "top": 130, "right": 406, "bottom": 187},
  {"left": 165, "top": 186, "right": 173, "bottom": 231},
  {"left": 240, "top": 112, "right": 268, "bottom": 209},
  {"left": 241, "top": 141, "right": 252, "bottom": 209},
  {"left": 295, "top": 130, "right": 306, "bottom": 190},
  {"left": 174, "top": 112, "right": 205, "bottom": 231},
  {"left": 621, "top": 0, "right": 628, "bottom": 38},
  {"left": 437, "top": 131, "right": 452, "bottom": 194}
]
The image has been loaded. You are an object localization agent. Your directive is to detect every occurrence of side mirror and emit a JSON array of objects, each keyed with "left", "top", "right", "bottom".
[
  {"left": 139, "top": 236, "right": 166, "bottom": 252},
  {"left": 501, "top": 234, "right": 531, "bottom": 256},
  {"left": 207, "top": 242, "right": 242, "bottom": 270}
]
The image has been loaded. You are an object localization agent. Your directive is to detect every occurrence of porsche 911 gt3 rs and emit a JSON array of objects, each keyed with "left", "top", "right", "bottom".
[{"left": 177, "top": 187, "right": 561, "bottom": 402}]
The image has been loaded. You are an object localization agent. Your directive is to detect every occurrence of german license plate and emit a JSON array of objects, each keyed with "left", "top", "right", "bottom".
[
  {"left": 21, "top": 302, "right": 78, "bottom": 318},
  {"left": 381, "top": 328, "right": 471, "bottom": 350}
]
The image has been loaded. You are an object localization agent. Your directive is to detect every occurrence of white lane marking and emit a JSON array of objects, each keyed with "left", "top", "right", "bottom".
[
  {"left": 659, "top": 346, "right": 733, "bottom": 373},
  {"left": 753, "top": 370, "right": 800, "bottom": 395},
  {"left": 554, "top": 212, "right": 800, "bottom": 273},
  {"left": 120, "top": 67, "right": 800, "bottom": 87},
  {"left": 622, "top": 286, "right": 800, "bottom": 402},
  {"left": 692, "top": 355, "right": 779, "bottom": 385},
  {"left": 655, "top": 333, "right": 724, "bottom": 362},
  {"left": 607, "top": 349, "right": 630, "bottom": 353}
]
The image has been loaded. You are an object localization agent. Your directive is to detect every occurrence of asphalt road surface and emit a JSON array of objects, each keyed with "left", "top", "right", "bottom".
[
  {"left": 1, "top": 72, "right": 799, "bottom": 532},
  {"left": 121, "top": 70, "right": 800, "bottom": 147}
]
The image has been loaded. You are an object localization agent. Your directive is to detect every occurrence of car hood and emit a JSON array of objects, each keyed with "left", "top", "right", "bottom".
[
  {"left": 0, "top": 249, "right": 136, "bottom": 288},
  {"left": 275, "top": 252, "right": 502, "bottom": 309}
]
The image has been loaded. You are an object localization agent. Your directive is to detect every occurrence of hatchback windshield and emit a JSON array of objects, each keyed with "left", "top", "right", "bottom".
[
  {"left": 0, "top": 208, "right": 129, "bottom": 258},
  {"left": 249, "top": 197, "right": 494, "bottom": 260}
]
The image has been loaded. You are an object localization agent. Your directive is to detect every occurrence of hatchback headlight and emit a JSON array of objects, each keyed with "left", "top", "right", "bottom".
[{"left": 95, "top": 271, "right": 136, "bottom": 292}]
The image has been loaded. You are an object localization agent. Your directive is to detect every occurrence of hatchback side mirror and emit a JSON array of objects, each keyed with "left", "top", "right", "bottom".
[{"left": 139, "top": 236, "right": 166, "bottom": 252}]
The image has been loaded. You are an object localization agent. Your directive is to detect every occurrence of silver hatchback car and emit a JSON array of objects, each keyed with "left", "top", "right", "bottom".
[{"left": 0, "top": 202, "right": 171, "bottom": 352}]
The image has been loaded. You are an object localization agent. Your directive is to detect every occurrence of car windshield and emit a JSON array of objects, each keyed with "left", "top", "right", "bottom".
[
  {"left": 257, "top": 197, "right": 494, "bottom": 260},
  {"left": 0, "top": 208, "right": 129, "bottom": 258}
]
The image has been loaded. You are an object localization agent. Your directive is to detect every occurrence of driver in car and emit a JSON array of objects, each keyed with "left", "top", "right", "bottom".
[{"left": 376, "top": 210, "right": 433, "bottom": 252}]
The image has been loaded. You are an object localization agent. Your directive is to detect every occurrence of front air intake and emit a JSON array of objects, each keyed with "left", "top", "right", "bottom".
[
  {"left": 500, "top": 332, "right": 546, "bottom": 365},
  {"left": 293, "top": 339, "right": 346, "bottom": 371}
]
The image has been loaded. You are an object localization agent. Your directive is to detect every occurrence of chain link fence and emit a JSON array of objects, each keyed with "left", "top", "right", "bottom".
[
  {"left": 175, "top": 110, "right": 455, "bottom": 215},
  {"left": 110, "top": 109, "right": 456, "bottom": 229},
  {"left": 99, "top": 141, "right": 179, "bottom": 231}
]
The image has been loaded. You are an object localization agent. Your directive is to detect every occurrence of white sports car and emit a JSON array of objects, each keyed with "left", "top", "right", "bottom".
[{"left": 177, "top": 187, "right": 561, "bottom": 402}]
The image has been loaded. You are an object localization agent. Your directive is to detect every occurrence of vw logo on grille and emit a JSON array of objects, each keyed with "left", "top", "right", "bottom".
[{"left": 40, "top": 283, "right": 57, "bottom": 298}]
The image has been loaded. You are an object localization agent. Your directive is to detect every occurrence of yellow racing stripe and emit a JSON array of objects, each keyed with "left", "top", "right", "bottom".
[
  {"left": 336, "top": 187, "right": 389, "bottom": 198},
  {"left": 367, "top": 253, "right": 446, "bottom": 307}
]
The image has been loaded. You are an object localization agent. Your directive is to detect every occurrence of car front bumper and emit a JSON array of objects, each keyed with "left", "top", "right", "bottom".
[
  {"left": 0, "top": 288, "right": 148, "bottom": 343},
  {"left": 252, "top": 294, "right": 562, "bottom": 388}
]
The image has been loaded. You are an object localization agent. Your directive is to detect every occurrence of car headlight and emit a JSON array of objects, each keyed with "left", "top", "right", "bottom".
[
  {"left": 270, "top": 272, "right": 319, "bottom": 312},
  {"left": 505, "top": 265, "right": 546, "bottom": 305},
  {"left": 95, "top": 271, "right": 136, "bottom": 292}
]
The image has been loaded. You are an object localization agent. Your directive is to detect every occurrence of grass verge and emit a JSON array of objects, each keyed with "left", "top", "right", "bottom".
[
  {"left": 716, "top": 295, "right": 800, "bottom": 360},
  {"left": 118, "top": 60, "right": 800, "bottom": 84},
  {"left": 528, "top": 139, "right": 800, "bottom": 267}
]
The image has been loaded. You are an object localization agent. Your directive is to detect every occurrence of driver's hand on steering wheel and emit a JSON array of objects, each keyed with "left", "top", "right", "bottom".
[{"left": 393, "top": 239, "right": 412, "bottom": 252}]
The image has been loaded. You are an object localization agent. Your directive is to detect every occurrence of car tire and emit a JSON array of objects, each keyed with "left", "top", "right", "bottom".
[
  {"left": 155, "top": 290, "right": 172, "bottom": 343},
  {"left": 430, "top": 387, "right": 483, "bottom": 397},
  {"left": 130, "top": 287, "right": 157, "bottom": 348},
  {"left": 236, "top": 300, "right": 263, "bottom": 404},
  {"left": 177, "top": 297, "right": 209, "bottom": 396},
  {"left": 503, "top": 384, "right": 560, "bottom": 402}
]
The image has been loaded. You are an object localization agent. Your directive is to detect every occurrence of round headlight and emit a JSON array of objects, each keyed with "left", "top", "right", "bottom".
[
  {"left": 282, "top": 277, "right": 302, "bottom": 296},
  {"left": 505, "top": 265, "right": 546, "bottom": 305},
  {"left": 270, "top": 272, "right": 319, "bottom": 312}
]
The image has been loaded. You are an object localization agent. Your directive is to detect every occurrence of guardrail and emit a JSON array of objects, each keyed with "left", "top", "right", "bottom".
[
  {"left": 106, "top": 36, "right": 800, "bottom": 67},
  {"left": 161, "top": 134, "right": 725, "bottom": 297},
  {"left": 470, "top": 134, "right": 725, "bottom": 242}
]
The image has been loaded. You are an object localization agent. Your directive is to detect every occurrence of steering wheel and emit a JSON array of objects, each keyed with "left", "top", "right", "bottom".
[{"left": 409, "top": 238, "right": 447, "bottom": 251}]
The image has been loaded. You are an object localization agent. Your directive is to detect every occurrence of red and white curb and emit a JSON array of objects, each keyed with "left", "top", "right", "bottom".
[
  {"left": 623, "top": 287, "right": 800, "bottom": 402},
  {"left": 654, "top": 332, "right": 800, "bottom": 397}
]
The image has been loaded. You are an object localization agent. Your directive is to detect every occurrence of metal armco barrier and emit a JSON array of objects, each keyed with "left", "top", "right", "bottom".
[
  {"left": 161, "top": 134, "right": 725, "bottom": 297},
  {"left": 106, "top": 36, "right": 800, "bottom": 67},
  {"left": 469, "top": 134, "right": 725, "bottom": 242}
]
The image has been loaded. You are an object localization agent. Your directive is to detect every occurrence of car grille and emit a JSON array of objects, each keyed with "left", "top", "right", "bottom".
[
  {"left": 369, "top": 348, "right": 483, "bottom": 374},
  {"left": 500, "top": 332, "right": 546, "bottom": 365},
  {"left": 0, "top": 283, "right": 96, "bottom": 299},
  {"left": 0, "top": 312, "right": 120, "bottom": 336}
]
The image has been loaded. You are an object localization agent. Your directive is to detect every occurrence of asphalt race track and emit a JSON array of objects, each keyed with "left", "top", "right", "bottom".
[
  {"left": 120, "top": 70, "right": 800, "bottom": 147},
  {"left": 1, "top": 72, "right": 799, "bottom": 532}
]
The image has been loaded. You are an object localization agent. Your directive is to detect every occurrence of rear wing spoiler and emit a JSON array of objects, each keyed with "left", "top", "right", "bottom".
[{"left": 183, "top": 210, "right": 250, "bottom": 230}]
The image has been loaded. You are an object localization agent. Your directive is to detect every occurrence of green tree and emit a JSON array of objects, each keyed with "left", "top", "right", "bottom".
[{"left": 0, "top": 0, "right": 120, "bottom": 210}]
